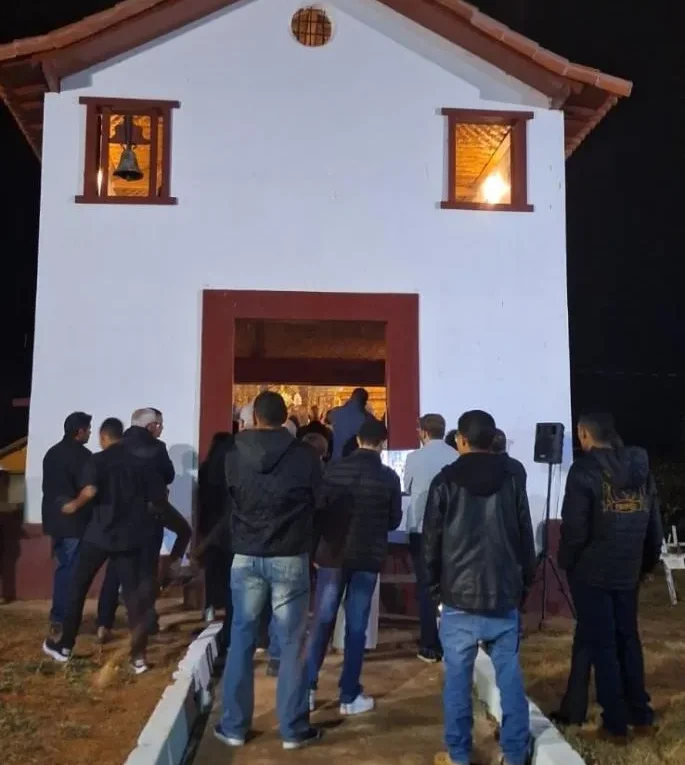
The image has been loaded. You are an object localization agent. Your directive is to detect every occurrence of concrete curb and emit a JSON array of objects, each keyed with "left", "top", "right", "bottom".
[
  {"left": 124, "top": 622, "right": 222, "bottom": 765},
  {"left": 473, "top": 649, "right": 586, "bottom": 765}
]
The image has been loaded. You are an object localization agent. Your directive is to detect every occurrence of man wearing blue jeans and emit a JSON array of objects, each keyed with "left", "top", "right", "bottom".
[
  {"left": 307, "top": 419, "right": 402, "bottom": 715},
  {"left": 41, "top": 412, "right": 93, "bottom": 636},
  {"left": 215, "top": 391, "right": 323, "bottom": 750},
  {"left": 423, "top": 410, "right": 536, "bottom": 765}
]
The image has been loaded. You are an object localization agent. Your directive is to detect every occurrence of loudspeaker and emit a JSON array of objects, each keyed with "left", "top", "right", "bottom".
[{"left": 534, "top": 422, "right": 564, "bottom": 465}]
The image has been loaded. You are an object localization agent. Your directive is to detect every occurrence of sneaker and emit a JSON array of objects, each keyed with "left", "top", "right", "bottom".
[
  {"left": 340, "top": 694, "right": 375, "bottom": 716},
  {"left": 213, "top": 724, "right": 245, "bottom": 747},
  {"left": 130, "top": 658, "right": 150, "bottom": 675},
  {"left": 549, "top": 710, "right": 585, "bottom": 727},
  {"left": 309, "top": 690, "right": 316, "bottom": 712},
  {"left": 417, "top": 648, "right": 442, "bottom": 664},
  {"left": 96, "top": 626, "right": 112, "bottom": 645},
  {"left": 282, "top": 727, "right": 323, "bottom": 750},
  {"left": 42, "top": 638, "right": 71, "bottom": 663},
  {"left": 266, "top": 658, "right": 280, "bottom": 677}
]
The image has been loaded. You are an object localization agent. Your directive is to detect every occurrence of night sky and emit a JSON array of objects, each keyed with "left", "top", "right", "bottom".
[{"left": 1, "top": 0, "right": 683, "bottom": 452}]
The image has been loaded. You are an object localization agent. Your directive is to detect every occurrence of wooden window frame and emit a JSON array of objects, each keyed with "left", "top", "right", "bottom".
[
  {"left": 440, "top": 108, "right": 534, "bottom": 213},
  {"left": 75, "top": 96, "right": 180, "bottom": 206}
]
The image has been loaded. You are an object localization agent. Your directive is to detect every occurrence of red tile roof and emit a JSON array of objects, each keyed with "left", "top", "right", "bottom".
[{"left": 0, "top": 0, "right": 631, "bottom": 159}]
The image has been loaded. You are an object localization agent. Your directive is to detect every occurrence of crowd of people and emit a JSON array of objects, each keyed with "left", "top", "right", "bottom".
[{"left": 38, "top": 389, "right": 664, "bottom": 764}]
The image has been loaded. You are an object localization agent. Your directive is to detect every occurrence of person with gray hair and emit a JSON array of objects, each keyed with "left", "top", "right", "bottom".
[{"left": 97, "top": 407, "right": 190, "bottom": 639}]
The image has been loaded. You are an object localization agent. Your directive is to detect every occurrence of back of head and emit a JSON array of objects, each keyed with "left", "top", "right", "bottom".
[
  {"left": 350, "top": 387, "right": 369, "bottom": 410},
  {"left": 64, "top": 411, "right": 92, "bottom": 438},
  {"left": 100, "top": 417, "right": 124, "bottom": 441},
  {"left": 358, "top": 418, "right": 388, "bottom": 450},
  {"left": 456, "top": 410, "right": 496, "bottom": 452},
  {"left": 254, "top": 391, "right": 288, "bottom": 429},
  {"left": 578, "top": 412, "right": 623, "bottom": 450},
  {"left": 131, "top": 408, "right": 159, "bottom": 429},
  {"left": 302, "top": 432, "right": 328, "bottom": 460},
  {"left": 445, "top": 430, "right": 458, "bottom": 450},
  {"left": 419, "top": 413, "right": 446, "bottom": 441},
  {"left": 491, "top": 428, "right": 507, "bottom": 454}
]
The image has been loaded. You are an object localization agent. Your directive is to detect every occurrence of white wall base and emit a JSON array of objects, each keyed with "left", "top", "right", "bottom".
[
  {"left": 473, "top": 649, "right": 586, "bottom": 765},
  {"left": 124, "top": 622, "right": 222, "bottom": 765}
]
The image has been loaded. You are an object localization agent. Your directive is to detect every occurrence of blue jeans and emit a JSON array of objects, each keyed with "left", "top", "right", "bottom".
[
  {"left": 440, "top": 607, "right": 530, "bottom": 765},
  {"left": 307, "top": 567, "right": 378, "bottom": 704},
  {"left": 220, "top": 554, "right": 311, "bottom": 742},
  {"left": 50, "top": 537, "right": 81, "bottom": 625},
  {"left": 258, "top": 600, "right": 281, "bottom": 660}
]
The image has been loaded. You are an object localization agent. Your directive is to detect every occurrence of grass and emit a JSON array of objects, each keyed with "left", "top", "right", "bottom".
[
  {"left": 520, "top": 570, "right": 685, "bottom": 765},
  {"left": 0, "top": 603, "right": 202, "bottom": 765}
]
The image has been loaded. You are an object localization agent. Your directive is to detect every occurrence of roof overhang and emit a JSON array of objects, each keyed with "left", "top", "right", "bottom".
[{"left": 0, "top": 0, "right": 632, "bottom": 160}]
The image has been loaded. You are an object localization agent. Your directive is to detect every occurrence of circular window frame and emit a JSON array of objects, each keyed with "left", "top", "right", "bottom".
[{"left": 290, "top": 6, "right": 334, "bottom": 48}]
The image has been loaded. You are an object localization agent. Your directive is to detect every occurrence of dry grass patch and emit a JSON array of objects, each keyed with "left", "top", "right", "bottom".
[
  {"left": 521, "top": 571, "right": 685, "bottom": 765},
  {"left": 0, "top": 602, "right": 203, "bottom": 765}
]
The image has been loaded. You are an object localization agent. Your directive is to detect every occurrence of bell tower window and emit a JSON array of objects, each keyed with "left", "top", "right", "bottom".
[{"left": 76, "top": 97, "right": 179, "bottom": 205}]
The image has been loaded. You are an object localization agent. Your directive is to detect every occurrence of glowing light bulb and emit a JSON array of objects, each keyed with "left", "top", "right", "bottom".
[
  {"left": 481, "top": 172, "right": 509, "bottom": 205},
  {"left": 96, "top": 168, "right": 104, "bottom": 195}
]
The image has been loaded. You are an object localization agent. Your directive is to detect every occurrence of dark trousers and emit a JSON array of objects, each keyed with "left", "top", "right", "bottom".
[
  {"left": 97, "top": 559, "right": 121, "bottom": 629},
  {"left": 571, "top": 578, "right": 653, "bottom": 735},
  {"left": 204, "top": 545, "right": 229, "bottom": 611},
  {"left": 60, "top": 541, "right": 153, "bottom": 658},
  {"left": 98, "top": 527, "right": 164, "bottom": 631},
  {"left": 558, "top": 618, "right": 592, "bottom": 723},
  {"left": 409, "top": 533, "right": 441, "bottom": 653}
]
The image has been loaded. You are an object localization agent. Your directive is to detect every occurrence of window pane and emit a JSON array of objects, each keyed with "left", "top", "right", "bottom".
[{"left": 454, "top": 123, "right": 511, "bottom": 205}]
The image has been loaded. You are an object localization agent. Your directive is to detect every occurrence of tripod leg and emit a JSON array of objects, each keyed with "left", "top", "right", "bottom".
[{"left": 547, "top": 558, "right": 576, "bottom": 618}]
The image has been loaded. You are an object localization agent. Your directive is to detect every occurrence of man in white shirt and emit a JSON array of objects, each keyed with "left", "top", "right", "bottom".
[{"left": 404, "top": 414, "right": 457, "bottom": 663}]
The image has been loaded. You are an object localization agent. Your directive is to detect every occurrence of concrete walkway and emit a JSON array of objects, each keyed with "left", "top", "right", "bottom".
[{"left": 193, "top": 633, "right": 501, "bottom": 765}]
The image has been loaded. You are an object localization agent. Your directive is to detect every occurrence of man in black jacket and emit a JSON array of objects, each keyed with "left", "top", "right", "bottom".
[
  {"left": 98, "top": 408, "right": 190, "bottom": 636},
  {"left": 423, "top": 410, "right": 535, "bottom": 765},
  {"left": 42, "top": 412, "right": 93, "bottom": 636},
  {"left": 306, "top": 418, "right": 402, "bottom": 717},
  {"left": 557, "top": 413, "right": 662, "bottom": 742},
  {"left": 215, "top": 391, "right": 323, "bottom": 751},
  {"left": 42, "top": 417, "right": 166, "bottom": 673}
]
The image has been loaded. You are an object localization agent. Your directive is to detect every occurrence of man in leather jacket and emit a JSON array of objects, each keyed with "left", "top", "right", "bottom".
[{"left": 422, "top": 410, "right": 535, "bottom": 765}]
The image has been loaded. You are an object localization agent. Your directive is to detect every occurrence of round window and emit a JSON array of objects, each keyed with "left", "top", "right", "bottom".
[{"left": 291, "top": 7, "right": 333, "bottom": 47}]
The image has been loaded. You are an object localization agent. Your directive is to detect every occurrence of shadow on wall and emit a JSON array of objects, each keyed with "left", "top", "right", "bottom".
[{"left": 164, "top": 444, "right": 198, "bottom": 556}]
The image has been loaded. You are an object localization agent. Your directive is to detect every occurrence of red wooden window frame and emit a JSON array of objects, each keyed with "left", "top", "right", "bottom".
[
  {"left": 75, "top": 96, "right": 180, "bottom": 205},
  {"left": 199, "top": 290, "right": 420, "bottom": 458},
  {"left": 440, "top": 108, "right": 534, "bottom": 213}
]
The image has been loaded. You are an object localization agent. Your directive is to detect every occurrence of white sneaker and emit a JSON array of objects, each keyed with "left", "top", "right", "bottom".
[
  {"left": 340, "top": 694, "right": 375, "bottom": 716},
  {"left": 130, "top": 658, "right": 150, "bottom": 675},
  {"left": 309, "top": 690, "right": 316, "bottom": 712},
  {"left": 213, "top": 725, "right": 245, "bottom": 747},
  {"left": 42, "top": 639, "right": 71, "bottom": 663}
]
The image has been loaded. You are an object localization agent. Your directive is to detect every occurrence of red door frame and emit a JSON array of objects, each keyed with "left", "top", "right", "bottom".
[{"left": 199, "top": 290, "right": 419, "bottom": 457}]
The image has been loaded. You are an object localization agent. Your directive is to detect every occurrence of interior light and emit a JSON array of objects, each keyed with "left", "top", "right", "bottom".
[
  {"left": 96, "top": 168, "right": 103, "bottom": 195},
  {"left": 481, "top": 172, "right": 509, "bottom": 205}
]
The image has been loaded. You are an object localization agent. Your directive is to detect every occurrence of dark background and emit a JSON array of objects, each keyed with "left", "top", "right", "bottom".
[{"left": 1, "top": 0, "right": 683, "bottom": 453}]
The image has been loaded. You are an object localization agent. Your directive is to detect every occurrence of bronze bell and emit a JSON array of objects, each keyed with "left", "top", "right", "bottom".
[{"left": 113, "top": 147, "right": 144, "bottom": 182}]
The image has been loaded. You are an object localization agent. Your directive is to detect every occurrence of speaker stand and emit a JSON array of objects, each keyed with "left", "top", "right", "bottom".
[{"left": 535, "top": 462, "right": 575, "bottom": 629}]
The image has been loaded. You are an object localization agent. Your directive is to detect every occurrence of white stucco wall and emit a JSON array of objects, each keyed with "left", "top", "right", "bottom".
[{"left": 27, "top": 0, "right": 572, "bottom": 536}]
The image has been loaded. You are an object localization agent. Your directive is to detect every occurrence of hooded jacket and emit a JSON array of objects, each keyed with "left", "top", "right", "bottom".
[
  {"left": 422, "top": 452, "right": 536, "bottom": 613},
  {"left": 315, "top": 449, "right": 403, "bottom": 572},
  {"left": 558, "top": 446, "right": 663, "bottom": 590},
  {"left": 121, "top": 426, "right": 175, "bottom": 486},
  {"left": 226, "top": 428, "right": 322, "bottom": 557}
]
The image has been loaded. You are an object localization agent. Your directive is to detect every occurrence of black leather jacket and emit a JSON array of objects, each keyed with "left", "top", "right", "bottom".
[{"left": 422, "top": 452, "right": 536, "bottom": 613}]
